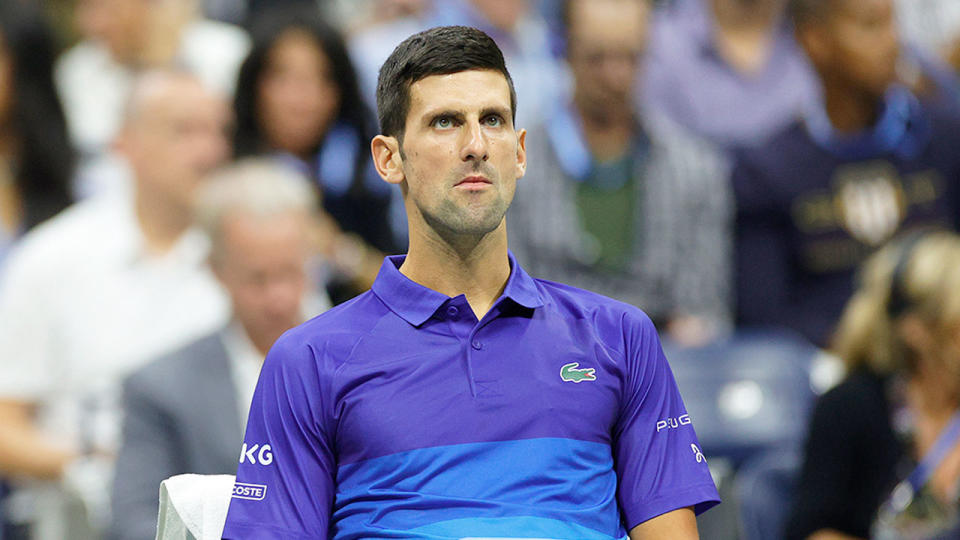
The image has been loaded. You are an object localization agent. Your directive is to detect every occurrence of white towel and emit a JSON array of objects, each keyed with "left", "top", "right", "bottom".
[{"left": 155, "top": 474, "right": 235, "bottom": 540}]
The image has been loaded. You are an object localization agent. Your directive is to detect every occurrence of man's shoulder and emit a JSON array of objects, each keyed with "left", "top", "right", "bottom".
[
  {"left": 124, "top": 331, "right": 228, "bottom": 396},
  {"left": 733, "top": 120, "right": 813, "bottom": 166},
  {"left": 730, "top": 120, "right": 818, "bottom": 202},
  {"left": 268, "top": 291, "right": 391, "bottom": 361},
  {"left": 3, "top": 196, "right": 126, "bottom": 276},
  {"left": 533, "top": 277, "right": 657, "bottom": 333}
]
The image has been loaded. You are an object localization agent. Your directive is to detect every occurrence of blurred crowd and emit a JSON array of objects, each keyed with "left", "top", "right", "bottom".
[{"left": 0, "top": 0, "right": 959, "bottom": 539}]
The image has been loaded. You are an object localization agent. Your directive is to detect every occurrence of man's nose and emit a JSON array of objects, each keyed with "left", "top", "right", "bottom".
[{"left": 459, "top": 120, "right": 489, "bottom": 162}]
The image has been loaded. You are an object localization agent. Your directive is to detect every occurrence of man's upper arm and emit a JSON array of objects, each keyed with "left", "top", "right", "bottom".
[
  {"left": 0, "top": 238, "right": 61, "bottom": 400},
  {"left": 613, "top": 313, "right": 720, "bottom": 528},
  {"left": 629, "top": 507, "right": 699, "bottom": 540},
  {"left": 222, "top": 333, "right": 336, "bottom": 539}
]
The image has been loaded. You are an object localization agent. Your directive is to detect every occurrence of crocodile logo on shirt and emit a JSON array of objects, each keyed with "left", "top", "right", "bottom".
[{"left": 560, "top": 362, "right": 597, "bottom": 383}]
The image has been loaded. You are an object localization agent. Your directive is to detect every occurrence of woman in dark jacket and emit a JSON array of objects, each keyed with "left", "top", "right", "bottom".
[{"left": 233, "top": 6, "right": 400, "bottom": 301}]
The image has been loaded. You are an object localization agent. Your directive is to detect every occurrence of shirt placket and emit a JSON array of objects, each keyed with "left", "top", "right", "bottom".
[{"left": 442, "top": 298, "right": 503, "bottom": 398}]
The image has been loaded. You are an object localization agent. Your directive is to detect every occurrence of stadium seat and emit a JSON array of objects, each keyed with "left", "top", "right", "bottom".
[
  {"left": 663, "top": 327, "right": 819, "bottom": 468},
  {"left": 735, "top": 446, "right": 804, "bottom": 540}
]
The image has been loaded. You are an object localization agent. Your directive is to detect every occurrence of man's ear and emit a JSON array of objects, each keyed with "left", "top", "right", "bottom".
[
  {"left": 371, "top": 135, "right": 405, "bottom": 185},
  {"left": 515, "top": 128, "right": 527, "bottom": 179}
]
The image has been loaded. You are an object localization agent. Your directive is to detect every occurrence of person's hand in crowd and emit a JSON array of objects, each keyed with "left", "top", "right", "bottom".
[
  {"left": 0, "top": 399, "right": 77, "bottom": 481},
  {"left": 309, "top": 210, "right": 383, "bottom": 293},
  {"left": 667, "top": 314, "right": 722, "bottom": 348}
]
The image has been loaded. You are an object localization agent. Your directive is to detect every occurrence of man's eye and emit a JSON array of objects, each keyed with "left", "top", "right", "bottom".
[
  {"left": 433, "top": 117, "right": 453, "bottom": 128},
  {"left": 484, "top": 115, "right": 503, "bottom": 127}
]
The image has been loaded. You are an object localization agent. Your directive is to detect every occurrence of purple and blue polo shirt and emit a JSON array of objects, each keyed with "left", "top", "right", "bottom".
[{"left": 222, "top": 254, "right": 719, "bottom": 539}]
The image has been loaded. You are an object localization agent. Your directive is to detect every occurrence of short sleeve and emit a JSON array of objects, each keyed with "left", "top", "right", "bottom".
[
  {"left": 221, "top": 332, "right": 336, "bottom": 539},
  {"left": 0, "top": 238, "right": 62, "bottom": 400},
  {"left": 613, "top": 313, "right": 720, "bottom": 529}
]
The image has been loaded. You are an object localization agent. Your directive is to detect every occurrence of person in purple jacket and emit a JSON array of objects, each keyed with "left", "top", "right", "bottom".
[{"left": 222, "top": 24, "right": 720, "bottom": 540}]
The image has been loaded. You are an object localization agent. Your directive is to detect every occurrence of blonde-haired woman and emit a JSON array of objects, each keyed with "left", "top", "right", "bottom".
[{"left": 786, "top": 230, "right": 960, "bottom": 540}]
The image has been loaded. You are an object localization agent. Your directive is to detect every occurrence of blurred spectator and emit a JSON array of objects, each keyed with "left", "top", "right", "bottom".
[
  {"left": 0, "top": 71, "right": 230, "bottom": 539},
  {"left": 346, "top": 0, "right": 431, "bottom": 107},
  {"left": 56, "top": 0, "right": 248, "bottom": 195},
  {"left": 109, "top": 159, "right": 328, "bottom": 540},
  {"left": 509, "top": 0, "right": 731, "bottom": 345},
  {"left": 0, "top": 1, "right": 74, "bottom": 271},
  {"left": 732, "top": 0, "right": 960, "bottom": 347},
  {"left": 640, "top": 0, "right": 819, "bottom": 148},
  {"left": 349, "top": 0, "right": 564, "bottom": 130},
  {"left": 234, "top": 6, "right": 398, "bottom": 301},
  {"left": 431, "top": 0, "right": 566, "bottom": 130},
  {"left": 786, "top": 231, "right": 960, "bottom": 540}
]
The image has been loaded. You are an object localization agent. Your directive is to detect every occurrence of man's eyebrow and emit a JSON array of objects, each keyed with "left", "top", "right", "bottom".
[
  {"left": 480, "top": 106, "right": 511, "bottom": 118},
  {"left": 423, "top": 109, "right": 465, "bottom": 122}
]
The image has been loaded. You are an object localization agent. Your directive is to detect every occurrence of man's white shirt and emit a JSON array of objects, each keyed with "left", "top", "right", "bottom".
[{"left": 0, "top": 193, "right": 229, "bottom": 455}]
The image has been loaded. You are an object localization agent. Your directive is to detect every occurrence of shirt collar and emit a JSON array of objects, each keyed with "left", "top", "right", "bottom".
[
  {"left": 371, "top": 252, "right": 544, "bottom": 327},
  {"left": 803, "top": 84, "right": 929, "bottom": 160},
  {"left": 222, "top": 320, "right": 265, "bottom": 367}
]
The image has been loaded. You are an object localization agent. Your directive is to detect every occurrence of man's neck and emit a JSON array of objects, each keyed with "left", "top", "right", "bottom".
[
  {"left": 400, "top": 222, "right": 511, "bottom": 320},
  {"left": 822, "top": 82, "right": 881, "bottom": 134},
  {"left": 239, "top": 321, "right": 274, "bottom": 359},
  {"left": 575, "top": 97, "right": 635, "bottom": 161},
  {"left": 133, "top": 186, "right": 193, "bottom": 254},
  {"left": 711, "top": 0, "right": 780, "bottom": 74}
]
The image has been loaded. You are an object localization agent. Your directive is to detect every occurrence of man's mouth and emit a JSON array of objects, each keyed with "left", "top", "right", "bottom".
[{"left": 455, "top": 176, "right": 492, "bottom": 189}]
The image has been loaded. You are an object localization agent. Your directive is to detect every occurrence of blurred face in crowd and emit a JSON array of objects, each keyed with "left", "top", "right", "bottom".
[
  {"left": 75, "top": 0, "right": 149, "bottom": 63},
  {"left": 213, "top": 210, "right": 309, "bottom": 354},
  {"left": 798, "top": 0, "right": 899, "bottom": 99},
  {"left": 566, "top": 0, "right": 648, "bottom": 121},
  {"left": 257, "top": 29, "right": 341, "bottom": 158},
  {"left": 470, "top": 0, "right": 529, "bottom": 32},
  {"left": 374, "top": 69, "right": 526, "bottom": 241},
  {"left": 118, "top": 74, "right": 230, "bottom": 209}
]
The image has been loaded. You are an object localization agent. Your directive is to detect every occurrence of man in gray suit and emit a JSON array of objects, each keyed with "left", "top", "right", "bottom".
[{"left": 108, "top": 159, "right": 328, "bottom": 540}]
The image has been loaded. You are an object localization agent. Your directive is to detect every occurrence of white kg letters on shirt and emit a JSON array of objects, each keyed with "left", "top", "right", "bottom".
[{"left": 239, "top": 443, "right": 274, "bottom": 466}]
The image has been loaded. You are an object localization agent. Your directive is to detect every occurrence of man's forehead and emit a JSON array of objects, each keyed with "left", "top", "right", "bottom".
[
  {"left": 569, "top": 0, "right": 647, "bottom": 47},
  {"left": 407, "top": 69, "right": 512, "bottom": 113},
  {"left": 129, "top": 75, "right": 212, "bottom": 121}
]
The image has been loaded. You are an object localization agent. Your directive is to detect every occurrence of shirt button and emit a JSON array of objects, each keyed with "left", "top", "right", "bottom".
[
  {"left": 472, "top": 340, "right": 483, "bottom": 350},
  {"left": 446, "top": 306, "right": 459, "bottom": 318}
]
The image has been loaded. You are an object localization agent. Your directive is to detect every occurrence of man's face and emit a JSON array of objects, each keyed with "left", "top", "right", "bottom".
[
  {"left": 566, "top": 0, "right": 648, "bottom": 119},
  {"left": 120, "top": 78, "right": 230, "bottom": 209},
  {"left": 257, "top": 29, "right": 341, "bottom": 157},
  {"left": 804, "top": 0, "right": 899, "bottom": 98},
  {"left": 395, "top": 69, "right": 526, "bottom": 239},
  {"left": 215, "top": 212, "right": 308, "bottom": 352},
  {"left": 75, "top": 0, "right": 150, "bottom": 63}
]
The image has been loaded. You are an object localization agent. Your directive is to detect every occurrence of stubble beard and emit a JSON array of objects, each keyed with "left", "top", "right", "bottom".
[{"left": 416, "top": 163, "right": 512, "bottom": 240}]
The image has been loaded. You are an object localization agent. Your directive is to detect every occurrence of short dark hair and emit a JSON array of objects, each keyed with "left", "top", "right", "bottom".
[{"left": 375, "top": 25, "right": 517, "bottom": 140}]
